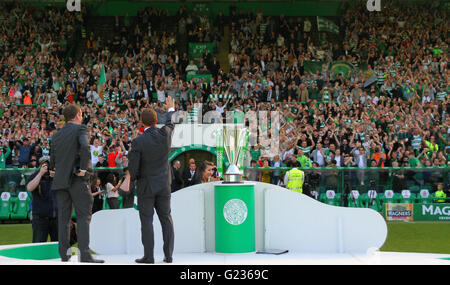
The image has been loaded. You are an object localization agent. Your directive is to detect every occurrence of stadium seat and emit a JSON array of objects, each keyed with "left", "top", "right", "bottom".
[
  {"left": 417, "top": 189, "right": 433, "bottom": 204},
  {"left": 399, "top": 190, "right": 416, "bottom": 204},
  {"left": 320, "top": 190, "right": 340, "bottom": 206},
  {"left": 347, "top": 190, "right": 362, "bottom": 208},
  {"left": 10, "top": 192, "right": 30, "bottom": 220},
  {"left": 378, "top": 190, "right": 400, "bottom": 206},
  {"left": 0, "top": 192, "right": 12, "bottom": 221},
  {"left": 361, "top": 190, "right": 381, "bottom": 212}
]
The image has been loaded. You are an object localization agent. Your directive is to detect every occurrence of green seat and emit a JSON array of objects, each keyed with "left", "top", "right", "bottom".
[
  {"left": 0, "top": 192, "right": 12, "bottom": 220},
  {"left": 10, "top": 192, "right": 30, "bottom": 220},
  {"left": 72, "top": 208, "right": 76, "bottom": 219},
  {"left": 417, "top": 189, "right": 433, "bottom": 204},
  {"left": 361, "top": 190, "right": 381, "bottom": 212},
  {"left": 399, "top": 190, "right": 416, "bottom": 204},
  {"left": 378, "top": 190, "right": 401, "bottom": 207},
  {"left": 409, "top": 185, "right": 420, "bottom": 193},
  {"left": 118, "top": 196, "right": 123, "bottom": 209},
  {"left": 347, "top": 190, "right": 362, "bottom": 208},
  {"left": 320, "top": 190, "right": 340, "bottom": 206}
]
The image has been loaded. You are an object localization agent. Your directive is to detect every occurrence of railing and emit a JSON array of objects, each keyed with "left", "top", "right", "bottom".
[
  {"left": 1, "top": 166, "right": 448, "bottom": 196},
  {"left": 0, "top": 167, "right": 448, "bottom": 220}
]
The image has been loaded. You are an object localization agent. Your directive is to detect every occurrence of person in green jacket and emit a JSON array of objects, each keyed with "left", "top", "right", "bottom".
[
  {"left": 434, "top": 183, "right": 447, "bottom": 203},
  {"left": 296, "top": 148, "right": 312, "bottom": 168},
  {"left": 0, "top": 142, "right": 11, "bottom": 168}
]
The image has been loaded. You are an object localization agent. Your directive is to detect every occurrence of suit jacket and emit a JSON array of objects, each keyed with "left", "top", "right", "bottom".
[
  {"left": 182, "top": 168, "right": 196, "bottom": 187},
  {"left": 128, "top": 111, "right": 175, "bottom": 196},
  {"left": 171, "top": 166, "right": 183, "bottom": 192},
  {"left": 49, "top": 122, "right": 91, "bottom": 190},
  {"left": 262, "top": 90, "right": 273, "bottom": 102}
]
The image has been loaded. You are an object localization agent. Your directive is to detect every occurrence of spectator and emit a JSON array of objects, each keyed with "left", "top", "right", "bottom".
[
  {"left": 15, "top": 138, "right": 40, "bottom": 168},
  {"left": 192, "top": 160, "right": 218, "bottom": 184},
  {"left": 182, "top": 159, "right": 197, "bottom": 187},
  {"left": 90, "top": 176, "right": 104, "bottom": 213},
  {"left": 107, "top": 144, "right": 123, "bottom": 168},
  {"left": 171, "top": 160, "right": 183, "bottom": 192},
  {"left": 105, "top": 172, "right": 123, "bottom": 209}
]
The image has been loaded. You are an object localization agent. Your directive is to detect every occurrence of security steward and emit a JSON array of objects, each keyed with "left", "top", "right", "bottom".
[
  {"left": 284, "top": 167, "right": 305, "bottom": 194},
  {"left": 26, "top": 156, "right": 58, "bottom": 243},
  {"left": 434, "top": 183, "right": 447, "bottom": 203}
]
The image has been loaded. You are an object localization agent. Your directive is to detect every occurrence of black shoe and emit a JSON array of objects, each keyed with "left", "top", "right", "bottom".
[
  {"left": 61, "top": 256, "right": 71, "bottom": 262},
  {"left": 135, "top": 257, "right": 155, "bottom": 264},
  {"left": 163, "top": 257, "right": 173, "bottom": 263},
  {"left": 80, "top": 257, "right": 105, "bottom": 263}
]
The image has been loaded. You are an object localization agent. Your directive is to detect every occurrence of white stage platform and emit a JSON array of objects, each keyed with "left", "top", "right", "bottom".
[
  {"left": 1, "top": 182, "right": 449, "bottom": 266},
  {"left": 1, "top": 250, "right": 449, "bottom": 265}
]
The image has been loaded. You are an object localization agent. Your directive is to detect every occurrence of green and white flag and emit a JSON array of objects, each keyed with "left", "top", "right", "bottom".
[
  {"left": 216, "top": 129, "right": 224, "bottom": 178},
  {"left": 97, "top": 63, "right": 106, "bottom": 100},
  {"left": 316, "top": 17, "right": 339, "bottom": 35},
  {"left": 209, "top": 93, "right": 232, "bottom": 101}
]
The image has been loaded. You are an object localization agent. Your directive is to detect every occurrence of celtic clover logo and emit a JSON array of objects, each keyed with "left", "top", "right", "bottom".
[{"left": 223, "top": 199, "right": 248, "bottom": 226}]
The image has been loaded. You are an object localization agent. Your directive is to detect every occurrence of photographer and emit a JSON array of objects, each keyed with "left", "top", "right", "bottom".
[{"left": 26, "top": 156, "right": 58, "bottom": 243}]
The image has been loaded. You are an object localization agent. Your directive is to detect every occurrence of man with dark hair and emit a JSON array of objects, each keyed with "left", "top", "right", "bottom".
[
  {"left": 49, "top": 104, "right": 104, "bottom": 263},
  {"left": 127, "top": 97, "right": 176, "bottom": 264},
  {"left": 15, "top": 137, "right": 40, "bottom": 167}
]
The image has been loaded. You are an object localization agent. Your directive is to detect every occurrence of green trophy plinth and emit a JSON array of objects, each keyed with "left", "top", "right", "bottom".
[{"left": 214, "top": 183, "right": 255, "bottom": 253}]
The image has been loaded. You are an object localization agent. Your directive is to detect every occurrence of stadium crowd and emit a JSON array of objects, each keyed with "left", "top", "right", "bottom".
[{"left": 0, "top": 1, "right": 448, "bottom": 191}]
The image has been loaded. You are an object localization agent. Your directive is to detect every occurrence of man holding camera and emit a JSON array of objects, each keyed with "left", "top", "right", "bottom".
[{"left": 26, "top": 156, "right": 58, "bottom": 243}]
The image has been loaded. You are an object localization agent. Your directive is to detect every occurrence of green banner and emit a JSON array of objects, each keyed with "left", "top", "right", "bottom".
[
  {"left": 330, "top": 61, "right": 355, "bottom": 79},
  {"left": 186, "top": 73, "right": 212, "bottom": 83},
  {"left": 188, "top": 42, "right": 214, "bottom": 61},
  {"left": 414, "top": 203, "right": 450, "bottom": 221}
]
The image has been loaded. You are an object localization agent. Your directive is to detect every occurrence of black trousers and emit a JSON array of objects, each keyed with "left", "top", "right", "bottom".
[
  {"left": 32, "top": 214, "right": 58, "bottom": 243},
  {"left": 107, "top": 197, "right": 119, "bottom": 209},
  {"left": 55, "top": 176, "right": 93, "bottom": 260},
  {"left": 137, "top": 189, "right": 174, "bottom": 261}
]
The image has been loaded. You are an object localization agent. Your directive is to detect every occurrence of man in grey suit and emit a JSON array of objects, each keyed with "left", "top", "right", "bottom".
[
  {"left": 49, "top": 104, "right": 104, "bottom": 263},
  {"left": 128, "top": 97, "right": 175, "bottom": 264}
]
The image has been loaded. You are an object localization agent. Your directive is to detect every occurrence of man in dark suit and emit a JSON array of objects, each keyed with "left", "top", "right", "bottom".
[
  {"left": 262, "top": 85, "right": 274, "bottom": 102},
  {"left": 128, "top": 97, "right": 176, "bottom": 264},
  {"left": 182, "top": 159, "right": 196, "bottom": 187},
  {"left": 171, "top": 160, "right": 183, "bottom": 192},
  {"left": 209, "top": 56, "right": 220, "bottom": 78},
  {"left": 49, "top": 104, "right": 104, "bottom": 263}
]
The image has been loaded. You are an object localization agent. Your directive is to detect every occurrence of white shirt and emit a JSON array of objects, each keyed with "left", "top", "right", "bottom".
[
  {"left": 106, "top": 182, "right": 118, "bottom": 198},
  {"left": 316, "top": 150, "right": 325, "bottom": 166},
  {"left": 215, "top": 105, "right": 225, "bottom": 115},
  {"left": 90, "top": 145, "right": 103, "bottom": 166}
]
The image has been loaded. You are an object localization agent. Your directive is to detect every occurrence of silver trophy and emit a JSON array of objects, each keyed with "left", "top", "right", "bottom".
[{"left": 222, "top": 125, "right": 248, "bottom": 183}]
